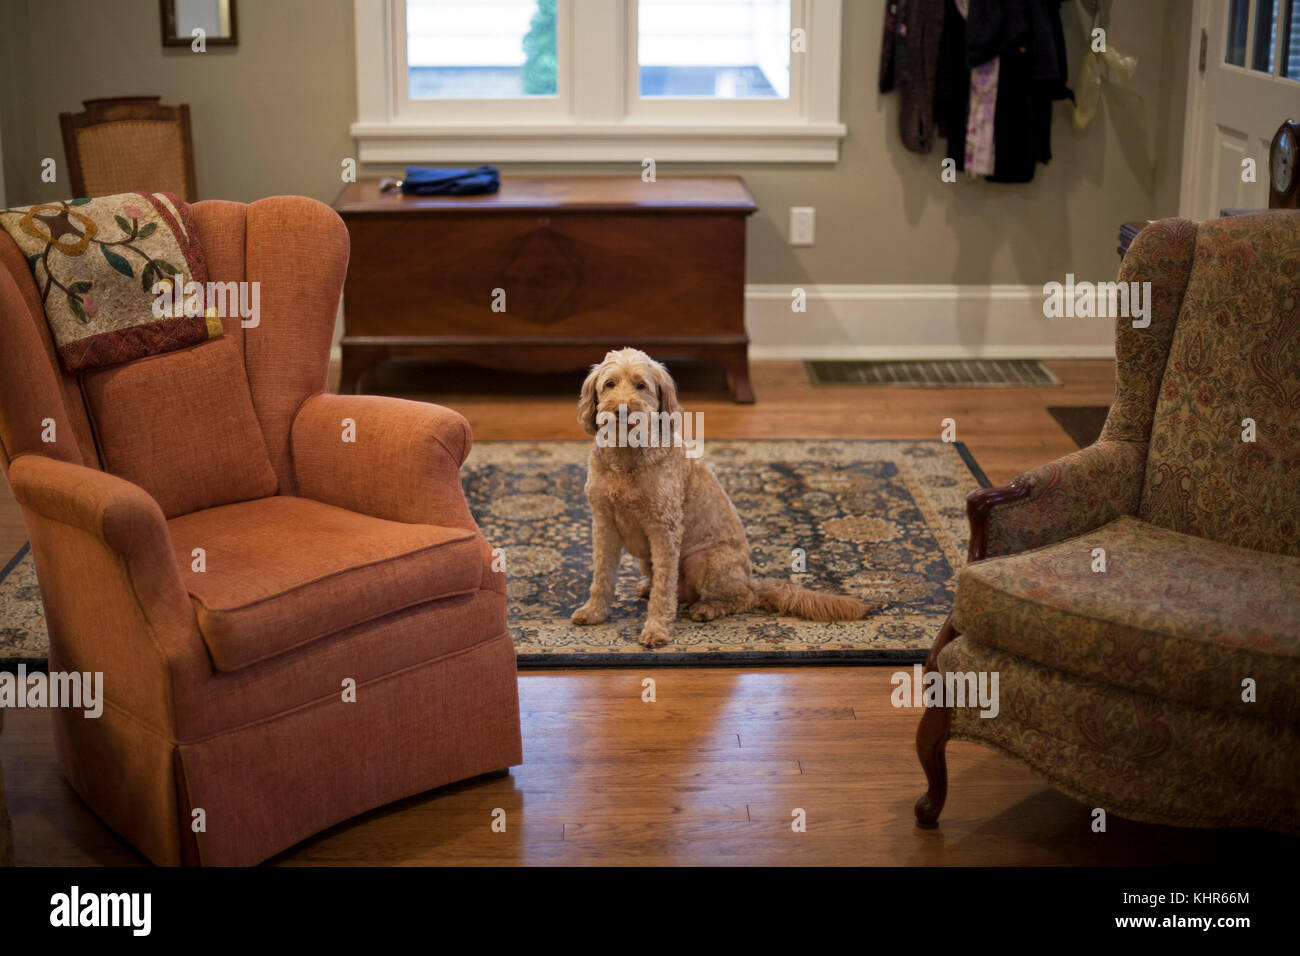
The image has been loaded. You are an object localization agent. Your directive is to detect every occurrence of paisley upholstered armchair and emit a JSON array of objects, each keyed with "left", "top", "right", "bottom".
[{"left": 916, "top": 211, "right": 1300, "bottom": 836}]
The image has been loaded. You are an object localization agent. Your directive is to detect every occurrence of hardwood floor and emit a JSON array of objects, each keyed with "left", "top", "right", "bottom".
[{"left": 3, "top": 359, "right": 1293, "bottom": 865}]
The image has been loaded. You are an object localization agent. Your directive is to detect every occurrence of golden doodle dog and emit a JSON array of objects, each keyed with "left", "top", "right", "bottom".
[{"left": 571, "top": 348, "right": 873, "bottom": 648}]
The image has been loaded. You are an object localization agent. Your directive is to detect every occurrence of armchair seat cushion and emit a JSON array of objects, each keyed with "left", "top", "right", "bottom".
[
  {"left": 953, "top": 516, "right": 1300, "bottom": 722},
  {"left": 167, "top": 496, "right": 482, "bottom": 671}
]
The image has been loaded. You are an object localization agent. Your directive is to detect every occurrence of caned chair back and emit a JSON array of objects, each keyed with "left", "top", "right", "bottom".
[{"left": 59, "top": 96, "right": 197, "bottom": 201}]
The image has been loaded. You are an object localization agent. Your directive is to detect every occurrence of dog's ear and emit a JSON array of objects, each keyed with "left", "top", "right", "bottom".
[
  {"left": 649, "top": 358, "right": 682, "bottom": 417},
  {"left": 577, "top": 362, "right": 603, "bottom": 435}
]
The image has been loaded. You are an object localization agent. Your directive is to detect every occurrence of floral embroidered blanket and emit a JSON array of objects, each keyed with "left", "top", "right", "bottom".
[{"left": 0, "top": 192, "right": 221, "bottom": 373}]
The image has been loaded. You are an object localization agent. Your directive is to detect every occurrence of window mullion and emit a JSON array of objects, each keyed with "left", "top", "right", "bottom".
[{"left": 570, "top": 0, "right": 624, "bottom": 124}]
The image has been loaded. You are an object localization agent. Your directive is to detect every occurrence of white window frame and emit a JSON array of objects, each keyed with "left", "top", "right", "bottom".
[{"left": 351, "top": 0, "right": 845, "bottom": 163}]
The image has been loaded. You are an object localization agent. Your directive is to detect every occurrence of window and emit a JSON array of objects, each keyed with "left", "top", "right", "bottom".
[
  {"left": 405, "top": 0, "right": 556, "bottom": 98},
  {"left": 1252, "top": 0, "right": 1277, "bottom": 72},
  {"left": 352, "top": 0, "right": 845, "bottom": 162},
  {"left": 1283, "top": 0, "right": 1300, "bottom": 77},
  {"left": 637, "top": 0, "right": 790, "bottom": 99},
  {"left": 1226, "top": 0, "right": 1250, "bottom": 65},
  {"left": 1223, "top": 0, "right": 1300, "bottom": 78}
]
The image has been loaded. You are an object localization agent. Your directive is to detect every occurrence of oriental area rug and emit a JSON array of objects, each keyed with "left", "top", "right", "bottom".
[{"left": 0, "top": 439, "right": 988, "bottom": 669}]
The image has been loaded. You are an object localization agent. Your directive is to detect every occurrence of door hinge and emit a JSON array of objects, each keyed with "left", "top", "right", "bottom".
[{"left": 1199, "top": 28, "right": 1207, "bottom": 72}]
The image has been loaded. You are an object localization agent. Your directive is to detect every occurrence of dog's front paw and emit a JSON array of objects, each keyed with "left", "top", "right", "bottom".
[
  {"left": 571, "top": 602, "right": 608, "bottom": 626},
  {"left": 638, "top": 623, "right": 672, "bottom": 648}
]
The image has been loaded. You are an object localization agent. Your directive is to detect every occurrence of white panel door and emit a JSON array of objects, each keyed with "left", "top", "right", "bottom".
[{"left": 1180, "top": 0, "right": 1300, "bottom": 218}]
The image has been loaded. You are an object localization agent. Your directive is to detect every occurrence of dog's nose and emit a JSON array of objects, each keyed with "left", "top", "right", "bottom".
[{"left": 600, "top": 398, "right": 643, "bottom": 414}]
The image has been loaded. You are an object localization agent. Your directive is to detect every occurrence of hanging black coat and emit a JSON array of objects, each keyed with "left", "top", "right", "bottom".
[
  {"left": 933, "top": 0, "right": 1072, "bottom": 182},
  {"left": 933, "top": 0, "right": 970, "bottom": 170},
  {"left": 980, "top": 0, "right": 1073, "bottom": 182}
]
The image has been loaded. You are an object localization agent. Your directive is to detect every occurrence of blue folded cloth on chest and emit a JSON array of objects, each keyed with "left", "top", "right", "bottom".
[{"left": 401, "top": 165, "right": 500, "bottom": 196}]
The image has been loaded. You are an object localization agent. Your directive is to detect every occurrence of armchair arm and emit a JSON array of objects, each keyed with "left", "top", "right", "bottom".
[
  {"left": 290, "top": 393, "right": 478, "bottom": 528},
  {"left": 968, "top": 439, "right": 1148, "bottom": 561},
  {"left": 7, "top": 455, "right": 208, "bottom": 730},
  {"left": 11, "top": 453, "right": 170, "bottom": 554}
]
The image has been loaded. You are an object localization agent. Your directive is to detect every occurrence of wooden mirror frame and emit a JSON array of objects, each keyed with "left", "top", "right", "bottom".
[{"left": 159, "top": 0, "right": 238, "bottom": 48}]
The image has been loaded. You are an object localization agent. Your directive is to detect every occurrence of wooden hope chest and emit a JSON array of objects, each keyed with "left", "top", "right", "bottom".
[{"left": 332, "top": 175, "right": 758, "bottom": 401}]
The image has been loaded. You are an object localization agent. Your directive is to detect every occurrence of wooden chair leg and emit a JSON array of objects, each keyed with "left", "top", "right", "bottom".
[
  {"left": 925, "top": 612, "right": 960, "bottom": 670},
  {"left": 915, "top": 613, "right": 959, "bottom": 828},
  {"left": 914, "top": 700, "right": 951, "bottom": 828}
]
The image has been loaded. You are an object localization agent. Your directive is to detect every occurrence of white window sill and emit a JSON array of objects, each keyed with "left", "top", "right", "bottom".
[{"left": 348, "top": 121, "right": 847, "bottom": 164}]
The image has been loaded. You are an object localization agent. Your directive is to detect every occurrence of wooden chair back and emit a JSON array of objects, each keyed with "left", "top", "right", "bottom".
[{"left": 59, "top": 96, "right": 197, "bottom": 201}]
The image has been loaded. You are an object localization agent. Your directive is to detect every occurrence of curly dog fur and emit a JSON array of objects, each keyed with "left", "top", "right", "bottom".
[{"left": 571, "top": 348, "right": 874, "bottom": 648}]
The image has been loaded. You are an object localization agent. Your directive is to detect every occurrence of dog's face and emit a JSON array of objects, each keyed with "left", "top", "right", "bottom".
[{"left": 577, "top": 348, "right": 681, "bottom": 436}]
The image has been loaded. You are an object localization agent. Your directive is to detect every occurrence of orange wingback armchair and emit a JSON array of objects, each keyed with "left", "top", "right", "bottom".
[{"left": 0, "top": 196, "right": 522, "bottom": 865}]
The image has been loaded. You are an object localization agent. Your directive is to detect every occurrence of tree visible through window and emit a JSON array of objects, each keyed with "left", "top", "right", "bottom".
[
  {"left": 522, "top": 0, "right": 557, "bottom": 95},
  {"left": 406, "top": 0, "right": 557, "bottom": 98}
]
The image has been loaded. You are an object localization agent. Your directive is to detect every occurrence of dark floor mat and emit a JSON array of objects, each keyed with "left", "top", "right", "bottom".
[{"left": 1047, "top": 406, "right": 1110, "bottom": 448}]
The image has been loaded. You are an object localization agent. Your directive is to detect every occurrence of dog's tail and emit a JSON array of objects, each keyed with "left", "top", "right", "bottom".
[{"left": 751, "top": 578, "right": 873, "bottom": 622}]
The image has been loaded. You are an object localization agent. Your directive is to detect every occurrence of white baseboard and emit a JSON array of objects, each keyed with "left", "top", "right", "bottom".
[{"left": 745, "top": 284, "right": 1117, "bottom": 360}]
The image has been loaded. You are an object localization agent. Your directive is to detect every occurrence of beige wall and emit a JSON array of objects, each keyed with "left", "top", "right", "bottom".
[
  {"left": 1, "top": 0, "right": 1189, "bottom": 286},
  {"left": 0, "top": 0, "right": 358, "bottom": 213}
]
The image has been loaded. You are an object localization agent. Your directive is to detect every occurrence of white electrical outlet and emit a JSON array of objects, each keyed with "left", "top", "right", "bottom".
[{"left": 790, "top": 206, "right": 815, "bottom": 246}]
